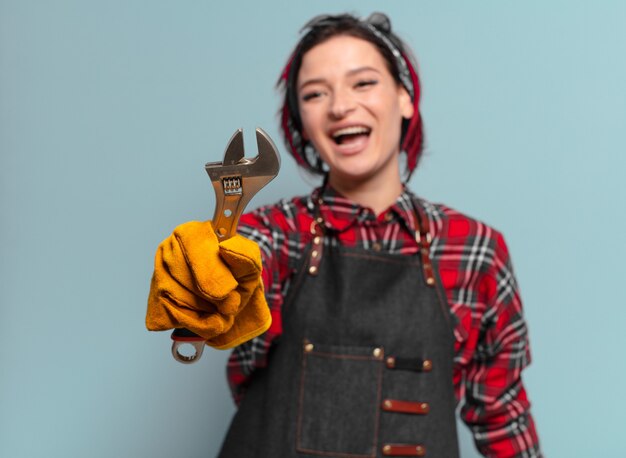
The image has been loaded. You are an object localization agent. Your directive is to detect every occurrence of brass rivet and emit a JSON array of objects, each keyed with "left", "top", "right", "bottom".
[
  {"left": 386, "top": 356, "right": 395, "bottom": 367},
  {"left": 304, "top": 343, "right": 314, "bottom": 352},
  {"left": 423, "top": 359, "right": 433, "bottom": 371},
  {"left": 421, "top": 402, "right": 429, "bottom": 412},
  {"left": 416, "top": 445, "right": 425, "bottom": 455},
  {"left": 383, "top": 400, "right": 392, "bottom": 409},
  {"left": 311, "top": 250, "right": 318, "bottom": 258},
  {"left": 373, "top": 348, "right": 382, "bottom": 358},
  {"left": 382, "top": 445, "right": 391, "bottom": 454},
  {"left": 316, "top": 217, "right": 323, "bottom": 224},
  {"left": 309, "top": 266, "right": 318, "bottom": 275},
  {"left": 426, "top": 277, "right": 435, "bottom": 285},
  {"left": 313, "top": 236, "right": 321, "bottom": 245}
]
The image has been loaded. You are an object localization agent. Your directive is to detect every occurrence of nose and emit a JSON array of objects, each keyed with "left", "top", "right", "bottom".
[{"left": 329, "top": 87, "right": 355, "bottom": 119}]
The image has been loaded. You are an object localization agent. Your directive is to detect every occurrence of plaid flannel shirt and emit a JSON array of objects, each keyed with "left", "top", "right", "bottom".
[{"left": 229, "top": 186, "right": 542, "bottom": 458}]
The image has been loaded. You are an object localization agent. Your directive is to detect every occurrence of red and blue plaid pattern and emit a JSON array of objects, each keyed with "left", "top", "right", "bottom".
[{"left": 229, "top": 186, "right": 541, "bottom": 457}]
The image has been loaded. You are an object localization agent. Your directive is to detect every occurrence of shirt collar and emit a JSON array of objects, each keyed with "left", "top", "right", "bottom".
[{"left": 311, "top": 185, "right": 421, "bottom": 235}]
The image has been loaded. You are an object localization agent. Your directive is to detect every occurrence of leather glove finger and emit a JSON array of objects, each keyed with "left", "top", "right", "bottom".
[
  {"left": 169, "top": 221, "right": 238, "bottom": 301},
  {"left": 206, "top": 279, "right": 271, "bottom": 349},
  {"left": 146, "top": 248, "right": 237, "bottom": 339}
]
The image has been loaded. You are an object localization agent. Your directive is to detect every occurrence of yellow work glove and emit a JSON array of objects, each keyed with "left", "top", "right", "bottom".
[{"left": 146, "top": 220, "right": 271, "bottom": 350}]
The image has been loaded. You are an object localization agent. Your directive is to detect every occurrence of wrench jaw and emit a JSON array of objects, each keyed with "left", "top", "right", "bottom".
[
  {"left": 222, "top": 129, "right": 245, "bottom": 166},
  {"left": 207, "top": 128, "right": 281, "bottom": 240},
  {"left": 254, "top": 128, "right": 281, "bottom": 174}
]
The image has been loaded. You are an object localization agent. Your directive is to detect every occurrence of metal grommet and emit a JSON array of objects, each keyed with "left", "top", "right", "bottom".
[
  {"left": 382, "top": 445, "right": 391, "bottom": 455},
  {"left": 422, "top": 359, "right": 433, "bottom": 371},
  {"left": 426, "top": 277, "right": 435, "bottom": 286},
  {"left": 386, "top": 356, "right": 395, "bottom": 368},
  {"left": 304, "top": 342, "right": 314, "bottom": 352},
  {"left": 383, "top": 399, "right": 392, "bottom": 409},
  {"left": 313, "top": 235, "right": 321, "bottom": 245},
  {"left": 420, "top": 402, "right": 429, "bottom": 413},
  {"left": 308, "top": 265, "right": 318, "bottom": 275},
  {"left": 311, "top": 250, "right": 318, "bottom": 258},
  {"left": 316, "top": 217, "right": 323, "bottom": 224},
  {"left": 373, "top": 347, "right": 382, "bottom": 358},
  {"left": 416, "top": 445, "right": 425, "bottom": 456}
]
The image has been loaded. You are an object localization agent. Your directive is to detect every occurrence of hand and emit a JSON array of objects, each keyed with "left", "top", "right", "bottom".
[{"left": 146, "top": 221, "right": 271, "bottom": 349}]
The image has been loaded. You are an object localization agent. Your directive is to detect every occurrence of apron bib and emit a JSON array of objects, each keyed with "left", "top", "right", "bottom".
[{"left": 220, "top": 206, "right": 459, "bottom": 457}]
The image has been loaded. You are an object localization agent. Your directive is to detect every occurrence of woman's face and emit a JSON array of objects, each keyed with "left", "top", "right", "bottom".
[{"left": 297, "top": 35, "right": 414, "bottom": 187}]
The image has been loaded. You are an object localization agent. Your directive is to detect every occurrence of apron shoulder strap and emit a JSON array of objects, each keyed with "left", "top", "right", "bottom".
[{"left": 408, "top": 194, "right": 436, "bottom": 287}]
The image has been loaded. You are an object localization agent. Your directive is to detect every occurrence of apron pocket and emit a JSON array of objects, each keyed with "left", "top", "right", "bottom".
[{"left": 296, "top": 340, "right": 384, "bottom": 457}]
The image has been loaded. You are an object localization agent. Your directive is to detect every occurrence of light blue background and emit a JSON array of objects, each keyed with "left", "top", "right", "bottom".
[{"left": 2, "top": 1, "right": 625, "bottom": 457}]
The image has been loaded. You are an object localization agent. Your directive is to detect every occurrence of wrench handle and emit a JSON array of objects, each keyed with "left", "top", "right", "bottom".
[
  {"left": 212, "top": 191, "right": 246, "bottom": 239},
  {"left": 171, "top": 328, "right": 205, "bottom": 364}
]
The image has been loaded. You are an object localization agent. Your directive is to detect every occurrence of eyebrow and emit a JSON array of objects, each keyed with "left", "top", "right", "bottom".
[{"left": 298, "top": 66, "right": 381, "bottom": 91}]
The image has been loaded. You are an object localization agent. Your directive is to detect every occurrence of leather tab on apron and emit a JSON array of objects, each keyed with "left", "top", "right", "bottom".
[
  {"left": 382, "top": 399, "right": 430, "bottom": 415},
  {"left": 307, "top": 217, "right": 324, "bottom": 276},
  {"left": 382, "top": 443, "right": 426, "bottom": 456},
  {"left": 385, "top": 356, "right": 433, "bottom": 372},
  {"left": 414, "top": 205, "right": 435, "bottom": 287}
]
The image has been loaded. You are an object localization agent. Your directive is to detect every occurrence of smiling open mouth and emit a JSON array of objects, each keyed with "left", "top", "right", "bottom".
[{"left": 331, "top": 126, "right": 371, "bottom": 145}]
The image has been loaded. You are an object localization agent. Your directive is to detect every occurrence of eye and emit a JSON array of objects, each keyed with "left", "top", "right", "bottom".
[
  {"left": 354, "top": 79, "right": 378, "bottom": 89},
  {"left": 301, "top": 90, "right": 324, "bottom": 102}
]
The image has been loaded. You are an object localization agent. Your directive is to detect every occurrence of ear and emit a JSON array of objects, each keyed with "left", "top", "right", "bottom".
[{"left": 398, "top": 86, "right": 414, "bottom": 120}]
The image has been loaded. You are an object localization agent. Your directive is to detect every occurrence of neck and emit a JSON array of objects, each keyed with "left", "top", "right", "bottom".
[{"left": 328, "top": 169, "right": 404, "bottom": 216}]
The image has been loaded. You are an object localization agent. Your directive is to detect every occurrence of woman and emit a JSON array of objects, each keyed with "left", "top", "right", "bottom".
[{"left": 147, "top": 12, "right": 542, "bottom": 458}]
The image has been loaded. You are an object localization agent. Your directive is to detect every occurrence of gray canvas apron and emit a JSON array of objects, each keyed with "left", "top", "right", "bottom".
[{"left": 219, "top": 203, "right": 460, "bottom": 457}]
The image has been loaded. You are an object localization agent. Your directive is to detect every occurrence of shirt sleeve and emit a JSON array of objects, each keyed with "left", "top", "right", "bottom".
[{"left": 460, "top": 231, "right": 542, "bottom": 457}]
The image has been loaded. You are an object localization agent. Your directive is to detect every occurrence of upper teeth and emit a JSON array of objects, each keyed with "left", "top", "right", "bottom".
[{"left": 332, "top": 126, "right": 369, "bottom": 138}]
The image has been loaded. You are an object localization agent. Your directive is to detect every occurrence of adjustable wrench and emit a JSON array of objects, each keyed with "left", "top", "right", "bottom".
[{"left": 171, "top": 128, "right": 281, "bottom": 364}]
